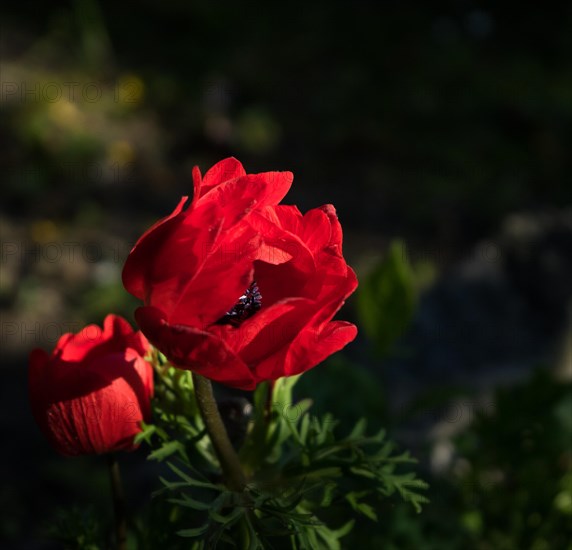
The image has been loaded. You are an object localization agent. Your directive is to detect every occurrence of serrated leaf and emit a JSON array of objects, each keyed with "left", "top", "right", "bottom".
[
  {"left": 148, "top": 440, "right": 184, "bottom": 462},
  {"left": 320, "top": 482, "right": 337, "bottom": 507},
  {"left": 345, "top": 492, "right": 378, "bottom": 521},
  {"left": 166, "top": 496, "right": 212, "bottom": 511},
  {"left": 272, "top": 375, "right": 301, "bottom": 407},
  {"left": 329, "top": 519, "right": 355, "bottom": 538},
  {"left": 242, "top": 515, "right": 261, "bottom": 550},
  {"left": 208, "top": 505, "right": 244, "bottom": 525},
  {"left": 348, "top": 418, "right": 367, "bottom": 439},
  {"left": 176, "top": 524, "right": 209, "bottom": 537},
  {"left": 349, "top": 466, "right": 376, "bottom": 479},
  {"left": 166, "top": 462, "right": 222, "bottom": 490}
]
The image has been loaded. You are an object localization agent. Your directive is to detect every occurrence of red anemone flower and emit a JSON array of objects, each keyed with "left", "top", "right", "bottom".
[
  {"left": 122, "top": 158, "right": 357, "bottom": 390},
  {"left": 28, "top": 314, "right": 154, "bottom": 456}
]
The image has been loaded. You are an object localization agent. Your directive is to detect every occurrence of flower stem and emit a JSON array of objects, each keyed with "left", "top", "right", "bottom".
[
  {"left": 192, "top": 373, "right": 246, "bottom": 491},
  {"left": 107, "top": 454, "right": 127, "bottom": 550},
  {"left": 264, "top": 380, "right": 275, "bottom": 421}
]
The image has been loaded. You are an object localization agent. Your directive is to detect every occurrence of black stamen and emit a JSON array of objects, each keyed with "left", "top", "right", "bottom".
[{"left": 216, "top": 282, "right": 262, "bottom": 327}]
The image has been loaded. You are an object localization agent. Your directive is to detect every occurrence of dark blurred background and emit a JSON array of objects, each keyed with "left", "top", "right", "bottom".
[{"left": 1, "top": 1, "right": 571, "bottom": 548}]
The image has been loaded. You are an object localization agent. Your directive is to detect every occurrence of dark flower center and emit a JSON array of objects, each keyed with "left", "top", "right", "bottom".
[{"left": 216, "top": 282, "right": 262, "bottom": 327}]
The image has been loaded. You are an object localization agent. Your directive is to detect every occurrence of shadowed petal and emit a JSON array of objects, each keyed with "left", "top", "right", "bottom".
[{"left": 135, "top": 307, "right": 257, "bottom": 389}]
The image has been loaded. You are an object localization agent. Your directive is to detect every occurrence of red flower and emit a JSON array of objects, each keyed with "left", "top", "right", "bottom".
[
  {"left": 122, "top": 158, "right": 357, "bottom": 390},
  {"left": 28, "top": 314, "right": 154, "bottom": 456}
]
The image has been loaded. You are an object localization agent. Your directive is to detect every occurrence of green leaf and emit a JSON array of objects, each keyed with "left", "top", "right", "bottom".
[
  {"left": 348, "top": 418, "right": 367, "bottom": 439},
  {"left": 148, "top": 440, "right": 185, "bottom": 462},
  {"left": 346, "top": 492, "right": 379, "bottom": 521},
  {"left": 356, "top": 239, "right": 416, "bottom": 356},
  {"left": 208, "top": 505, "right": 244, "bottom": 525},
  {"left": 134, "top": 422, "right": 156, "bottom": 446},
  {"left": 166, "top": 462, "right": 222, "bottom": 490},
  {"left": 349, "top": 466, "right": 377, "bottom": 479},
  {"left": 272, "top": 375, "right": 301, "bottom": 406},
  {"left": 329, "top": 519, "right": 355, "bottom": 538},
  {"left": 320, "top": 482, "right": 338, "bottom": 507},
  {"left": 166, "top": 496, "right": 212, "bottom": 511},
  {"left": 176, "top": 524, "right": 209, "bottom": 538}
]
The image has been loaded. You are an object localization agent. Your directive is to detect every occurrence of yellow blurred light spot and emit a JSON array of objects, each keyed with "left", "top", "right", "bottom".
[
  {"left": 554, "top": 490, "right": 572, "bottom": 515},
  {"left": 461, "top": 510, "right": 482, "bottom": 534},
  {"left": 31, "top": 220, "right": 59, "bottom": 243},
  {"left": 47, "top": 100, "right": 82, "bottom": 129},
  {"left": 107, "top": 140, "right": 135, "bottom": 165},
  {"left": 116, "top": 74, "right": 145, "bottom": 106}
]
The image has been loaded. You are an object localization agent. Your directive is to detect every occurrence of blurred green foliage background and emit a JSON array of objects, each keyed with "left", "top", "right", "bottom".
[{"left": 1, "top": 0, "right": 571, "bottom": 548}]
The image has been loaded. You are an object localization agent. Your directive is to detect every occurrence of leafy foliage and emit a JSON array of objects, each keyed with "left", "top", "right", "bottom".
[
  {"left": 134, "top": 357, "right": 216, "bottom": 471},
  {"left": 453, "top": 369, "right": 572, "bottom": 550},
  {"left": 344, "top": 368, "right": 572, "bottom": 550},
  {"left": 294, "top": 354, "right": 389, "bottom": 435},
  {"left": 135, "top": 373, "right": 428, "bottom": 548},
  {"left": 45, "top": 506, "right": 103, "bottom": 550}
]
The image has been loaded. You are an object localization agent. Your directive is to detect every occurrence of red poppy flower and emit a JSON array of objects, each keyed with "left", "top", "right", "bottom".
[
  {"left": 122, "top": 158, "right": 357, "bottom": 390},
  {"left": 28, "top": 314, "right": 154, "bottom": 456}
]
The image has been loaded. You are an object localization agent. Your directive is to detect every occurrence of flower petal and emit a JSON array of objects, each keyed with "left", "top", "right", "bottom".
[
  {"left": 209, "top": 297, "right": 311, "bottom": 363},
  {"left": 43, "top": 353, "right": 151, "bottom": 455},
  {"left": 300, "top": 208, "right": 332, "bottom": 253},
  {"left": 122, "top": 196, "right": 189, "bottom": 300},
  {"left": 196, "top": 172, "right": 293, "bottom": 222},
  {"left": 199, "top": 157, "right": 246, "bottom": 197},
  {"left": 251, "top": 320, "right": 356, "bottom": 382},
  {"left": 28, "top": 316, "right": 153, "bottom": 456},
  {"left": 167, "top": 229, "right": 260, "bottom": 327},
  {"left": 285, "top": 321, "right": 358, "bottom": 376},
  {"left": 135, "top": 307, "right": 256, "bottom": 389},
  {"left": 319, "top": 204, "right": 344, "bottom": 251}
]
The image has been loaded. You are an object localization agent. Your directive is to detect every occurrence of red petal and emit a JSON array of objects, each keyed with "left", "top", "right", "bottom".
[
  {"left": 56, "top": 322, "right": 105, "bottom": 362},
  {"left": 246, "top": 264, "right": 357, "bottom": 382},
  {"left": 44, "top": 353, "right": 151, "bottom": 455},
  {"left": 210, "top": 297, "right": 311, "bottom": 362},
  {"left": 250, "top": 215, "right": 312, "bottom": 265},
  {"left": 122, "top": 196, "right": 189, "bottom": 300},
  {"left": 197, "top": 172, "right": 293, "bottom": 217},
  {"left": 199, "top": 157, "right": 246, "bottom": 197},
  {"left": 52, "top": 315, "right": 148, "bottom": 365},
  {"left": 135, "top": 307, "right": 256, "bottom": 389},
  {"left": 306, "top": 266, "right": 358, "bottom": 330},
  {"left": 29, "top": 347, "right": 49, "bottom": 373},
  {"left": 141, "top": 175, "right": 278, "bottom": 317},
  {"left": 102, "top": 314, "right": 148, "bottom": 355},
  {"left": 247, "top": 210, "right": 316, "bottom": 307},
  {"left": 166, "top": 229, "right": 260, "bottom": 327},
  {"left": 271, "top": 205, "right": 304, "bottom": 234},
  {"left": 252, "top": 171, "right": 294, "bottom": 207},
  {"left": 239, "top": 299, "right": 315, "bottom": 365},
  {"left": 300, "top": 208, "right": 332, "bottom": 253},
  {"left": 126, "top": 185, "right": 258, "bottom": 316},
  {"left": 319, "top": 204, "right": 344, "bottom": 251},
  {"left": 312, "top": 266, "right": 358, "bottom": 333},
  {"left": 250, "top": 320, "right": 356, "bottom": 382},
  {"left": 192, "top": 165, "right": 202, "bottom": 202},
  {"left": 29, "top": 344, "right": 153, "bottom": 456},
  {"left": 285, "top": 321, "right": 358, "bottom": 376}
]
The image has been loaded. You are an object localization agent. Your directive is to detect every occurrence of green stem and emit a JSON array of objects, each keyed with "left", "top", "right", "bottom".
[
  {"left": 192, "top": 373, "right": 247, "bottom": 491},
  {"left": 107, "top": 454, "right": 127, "bottom": 550},
  {"left": 264, "top": 381, "right": 275, "bottom": 422}
]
